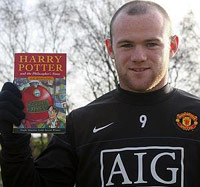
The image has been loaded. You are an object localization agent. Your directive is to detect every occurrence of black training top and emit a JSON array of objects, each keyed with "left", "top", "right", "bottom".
[{"left": 1, "top": 84, "right": 200, "bottom": 187}]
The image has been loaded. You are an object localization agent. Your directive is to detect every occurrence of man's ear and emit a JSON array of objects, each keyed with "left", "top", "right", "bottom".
[
  {"left": 105, "top": 39, "right": 114, "bottom": 59},
  {"left": 170, "top": 35, "right": 179, "bottom": 59}
]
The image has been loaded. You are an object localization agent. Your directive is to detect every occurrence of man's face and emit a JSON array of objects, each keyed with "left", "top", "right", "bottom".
[{"left": 106, "top": 10, "right": 178, "bottom": 92}]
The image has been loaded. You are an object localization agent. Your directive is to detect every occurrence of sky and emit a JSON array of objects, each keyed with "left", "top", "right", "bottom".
[
  {"left": 25, "top": 0, "right": 200, "bottom": 25},
  {"left": 153, "top": 0, "right": 200, "bottom": 30},
  {"left": 23, "top": 0, "right": 200, "bottom": 46}
]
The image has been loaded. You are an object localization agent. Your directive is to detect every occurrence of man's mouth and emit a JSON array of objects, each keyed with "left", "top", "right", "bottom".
[{"left": 129, "top": 68, "right": 150, "bottom": 72}]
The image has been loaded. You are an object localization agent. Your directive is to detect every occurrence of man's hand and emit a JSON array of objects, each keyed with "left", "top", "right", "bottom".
[{"left": 0, "top": 82, "right": 25, "bottom": 134}]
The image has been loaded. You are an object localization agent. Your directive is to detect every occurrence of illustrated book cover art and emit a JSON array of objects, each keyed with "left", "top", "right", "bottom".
[{"left": 14, "top": 53, "right": 67, "bottom": 133}]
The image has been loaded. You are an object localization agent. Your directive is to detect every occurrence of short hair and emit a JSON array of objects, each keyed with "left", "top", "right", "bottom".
[{"left": 110, "top": 0, "right": 171, "bottom": 43}]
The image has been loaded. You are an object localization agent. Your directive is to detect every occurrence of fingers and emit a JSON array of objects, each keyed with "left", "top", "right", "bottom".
[
  {"left": 0, "top": 110, "right": 23, "bottom": 126},
  {"left": 0, "top": 90, "right": 24, "bottom": 109},
  {"left": 2, "top": 82, "right": 22, "bottom": 99},
  {"left": 0, "top": 82, "right": 25, "bottom": 134},
  {"left": 0, "top": 101, "right": 25, "bottom": 125}
]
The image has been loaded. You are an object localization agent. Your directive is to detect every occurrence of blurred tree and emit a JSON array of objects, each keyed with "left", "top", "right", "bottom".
[
  {"left": 70, "top": 0, "right": 126, "bottom": 101},
  {"left": 0, "top": 0, "right": 30, "bottom": 83},
  {"left": 35, "top": 0, "right": 72, "bottom": 53},
  {"left": 169, "top": 11, "right": 200, "bottom": 95}
]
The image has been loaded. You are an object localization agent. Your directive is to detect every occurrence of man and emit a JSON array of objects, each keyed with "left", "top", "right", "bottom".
[{"left": 0, "top": 1, "right": 200, "bottom": 186}]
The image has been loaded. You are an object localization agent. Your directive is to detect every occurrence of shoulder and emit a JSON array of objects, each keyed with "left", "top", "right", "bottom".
[
  {"left": 170, "top": 88, "right": 200, "bottom": 114},
  {"left": 67, "top": 89, "right": 120, "bottom": 137},
  {"left": 173, "top": 88, "right": 200, "bottom": 102},
  {"left": 88, "top": 89, "right": 118, "bottom": 106},
  {"left": 67, "top": 89, "right": 120, "bottom": 125},
  {"left": 73, "top": 89, "right": 118, "bottom": 112}
]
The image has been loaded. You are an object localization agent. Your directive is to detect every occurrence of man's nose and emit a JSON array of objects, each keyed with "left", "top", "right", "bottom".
[{"left": 131, "top": 46, "right": 147, "bottom": 62}]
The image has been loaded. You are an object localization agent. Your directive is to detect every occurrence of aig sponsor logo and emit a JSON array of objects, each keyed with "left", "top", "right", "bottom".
[{"left": 100, "top": 146, "right": 184, "bottom": 187}]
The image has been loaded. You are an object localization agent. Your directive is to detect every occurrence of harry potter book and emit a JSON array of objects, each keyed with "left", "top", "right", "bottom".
[{"left": 14, "top": 53, "right": 66, "bottom": 133}]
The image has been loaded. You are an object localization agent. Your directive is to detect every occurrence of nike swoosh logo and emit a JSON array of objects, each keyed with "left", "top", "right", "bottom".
[{"left": 93, "top": 122, "right": 114, "bottom": 133}]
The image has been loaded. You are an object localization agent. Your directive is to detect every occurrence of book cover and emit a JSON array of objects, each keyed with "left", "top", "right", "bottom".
[{"left": 13, "top": 53, "right": 67, "bottom": 133}]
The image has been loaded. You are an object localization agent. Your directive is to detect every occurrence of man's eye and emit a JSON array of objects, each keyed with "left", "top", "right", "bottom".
[
  {"left": 121, "top": 44, "right": 133, "bottom": 48},
  {"left": 146, "top": 43, "right": 158, "bottom": 48}
]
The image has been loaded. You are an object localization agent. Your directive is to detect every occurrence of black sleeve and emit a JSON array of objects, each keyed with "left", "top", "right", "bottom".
[
  {"left": 0, "top": 133, "right": 44, "bottom": 187},
  {"left": 0, "top": 113, "right": 77, "bottom": 187}
]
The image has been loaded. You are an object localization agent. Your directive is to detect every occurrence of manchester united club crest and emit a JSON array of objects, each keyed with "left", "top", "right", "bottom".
[{"left": 176, "top": 112, "right": 198, "bottom": 131}]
